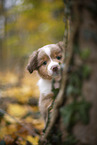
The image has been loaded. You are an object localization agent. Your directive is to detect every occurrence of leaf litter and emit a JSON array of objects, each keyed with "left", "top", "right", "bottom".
[{"left": 0, "top": 71, "right": 44, "bottom": 145}]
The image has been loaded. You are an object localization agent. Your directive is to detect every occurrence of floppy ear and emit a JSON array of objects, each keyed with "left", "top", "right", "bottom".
[
  {"left": 57, "top": 41, "right": 64, "bottom": 51},
  {"left": 27, "top": 51, "right": 38, "bottom": 73}
]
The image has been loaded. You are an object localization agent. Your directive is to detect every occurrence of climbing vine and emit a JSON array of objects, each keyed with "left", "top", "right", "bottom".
[{"left": 60, "top": 0, "right": 92, "bottom": 144}]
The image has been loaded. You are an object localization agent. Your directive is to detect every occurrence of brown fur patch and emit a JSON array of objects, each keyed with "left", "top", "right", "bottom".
[
  {"left": 37, "top": 50, "right": 51, "bottom": 79},
  {"left": 27, "top": 51, "right": 38, "bottom": 73},
  {"left": 50, "top": 46, "right": 62, "bottom": 62}
]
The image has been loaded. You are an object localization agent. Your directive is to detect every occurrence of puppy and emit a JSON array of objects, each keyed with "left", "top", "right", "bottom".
[{"left": 27, "top": 42, "right": 64, "bottom": 126}]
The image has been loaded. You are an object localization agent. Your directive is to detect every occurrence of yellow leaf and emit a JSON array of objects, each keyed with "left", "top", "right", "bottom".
[
  {"left": 0, "top": 124, "right": 16, "bottom": 138},
  {"left": 4, "top": 114, "right": 16, "bottom": 123},
  {"left": 27, "top": 136, "right": 39, "bottom": 145},
  {"left": 7, "top": 104, "right": 28, "bottom": 118},
  {"left": 19, "top": 140, "right": 26, "bottom": 145}
]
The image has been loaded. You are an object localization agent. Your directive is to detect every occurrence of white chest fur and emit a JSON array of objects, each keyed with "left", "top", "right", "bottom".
[
  {"left": 37, "top": 78, "right": 60, "bottom": 96},
  {"left": 37, "top": 78, "right": 52, "bottom": 96}
]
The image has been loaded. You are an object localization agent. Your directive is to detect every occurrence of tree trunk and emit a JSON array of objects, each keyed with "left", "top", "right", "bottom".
[{"left": 72, "top": 1, "right": 97, "bottom": 145}]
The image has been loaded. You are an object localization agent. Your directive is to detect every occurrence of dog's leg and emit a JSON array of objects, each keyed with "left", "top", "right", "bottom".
[{"left": 39, "top": 93, "right": 54, "bottom": 128}]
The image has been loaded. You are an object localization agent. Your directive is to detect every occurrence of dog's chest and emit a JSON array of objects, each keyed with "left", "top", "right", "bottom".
[{"left": 37, "top": 78, "right": 60, "bottom": 96}]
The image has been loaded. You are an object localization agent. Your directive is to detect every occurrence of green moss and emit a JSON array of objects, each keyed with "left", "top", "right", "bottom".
[{"left": 80, "top": 48, "right": 91, "bottom": 60}]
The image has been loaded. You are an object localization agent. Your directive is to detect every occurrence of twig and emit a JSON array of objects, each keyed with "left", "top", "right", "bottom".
[{"left": 0, "top": 108, "right": 38, "bottom": 136}]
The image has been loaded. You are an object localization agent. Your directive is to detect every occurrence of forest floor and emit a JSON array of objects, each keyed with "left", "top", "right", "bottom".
[{"left": 0, "top": 71, "right": 44, "bottom": 145}]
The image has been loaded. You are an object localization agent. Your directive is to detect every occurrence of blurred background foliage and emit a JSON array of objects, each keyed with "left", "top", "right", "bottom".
[
  {"left": 0, "top": 0, "right": 64, "bottom": 144},
  {"left": 0, "top": 0, "right": 64, "bottom": 71}
]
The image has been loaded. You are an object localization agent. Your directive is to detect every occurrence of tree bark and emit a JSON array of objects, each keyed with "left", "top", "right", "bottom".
[{"left": 72, "top": 1, "right": 97, "bottom": 145}]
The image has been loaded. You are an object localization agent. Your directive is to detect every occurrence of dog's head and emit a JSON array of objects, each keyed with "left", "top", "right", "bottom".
[{"left": 27, "top": 42, "right": 64, "bottom": 80}]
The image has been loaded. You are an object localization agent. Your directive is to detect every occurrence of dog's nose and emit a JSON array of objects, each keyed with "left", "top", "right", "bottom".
[{"left": 52, "top": 66, "right": 58, "bottom": 72}]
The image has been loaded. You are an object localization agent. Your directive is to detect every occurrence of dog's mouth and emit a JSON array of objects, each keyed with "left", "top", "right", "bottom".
[
  {"left": 53, "top": 71, "right": 60, "bottom": 76},
  {"left": 52, "top": 69, "right": 61, "bottom": 79},
  {"left": 48, "top": 70, "right": 60, "bottom": 79},
  {"left": 48, "top": 65, "right": 61, "bottom": 79}
]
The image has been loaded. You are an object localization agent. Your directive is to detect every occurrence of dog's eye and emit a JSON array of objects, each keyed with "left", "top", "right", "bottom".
[
  {"left": 43, "top": 61, "right": 47, "bottom": 65},
  {"left": 56, "top": 56, "right": 61, "bottom": 60}
]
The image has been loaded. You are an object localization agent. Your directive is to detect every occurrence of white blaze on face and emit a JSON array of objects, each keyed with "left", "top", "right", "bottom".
[
  {"left": 42, "top": 45, "right": 51, "bottom": 57},
  {"left": 48, "top": 60, "right": 59, "bottom": 76},
  {"left": 42, "top": 44, "right": 60, "bottom": 76}
]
